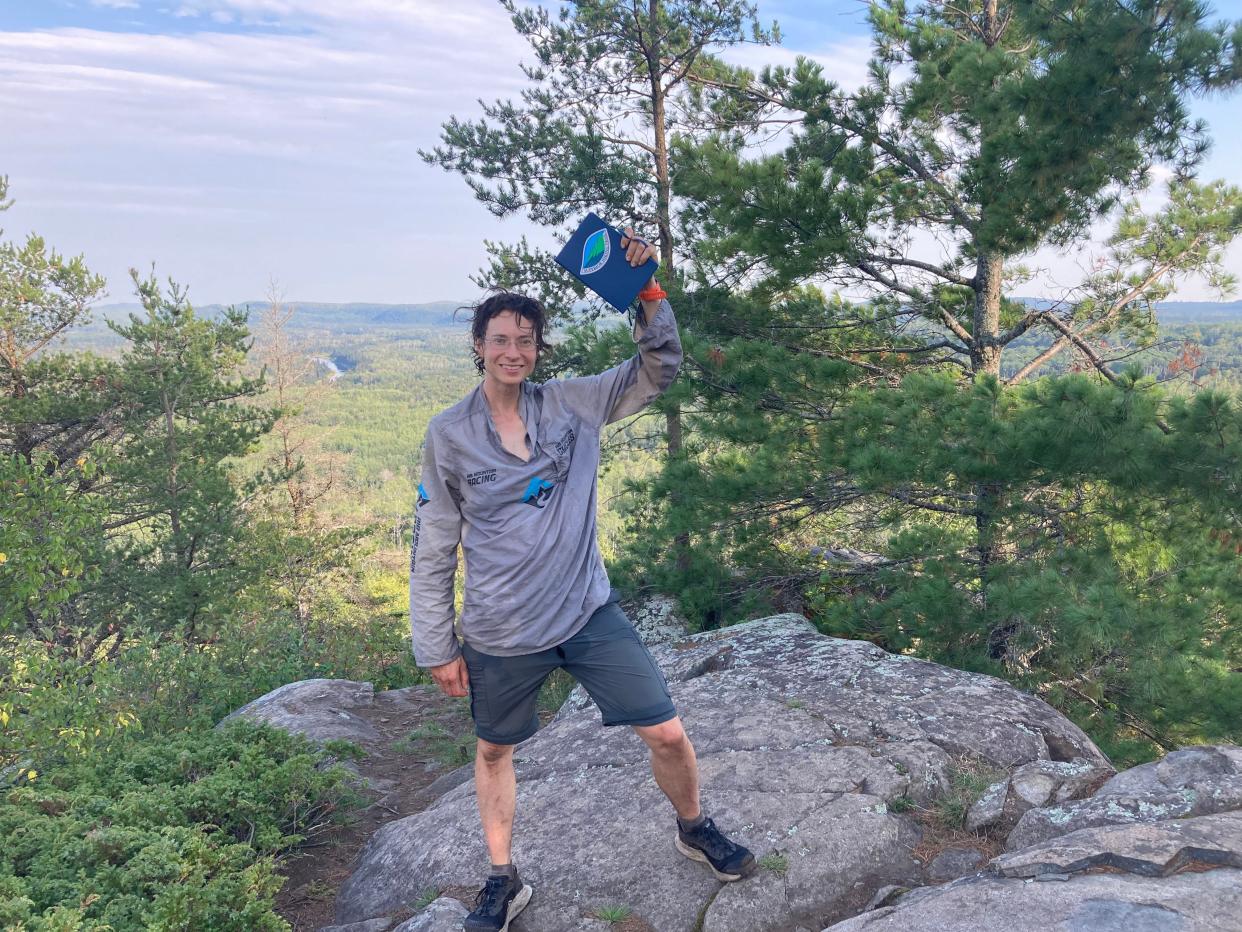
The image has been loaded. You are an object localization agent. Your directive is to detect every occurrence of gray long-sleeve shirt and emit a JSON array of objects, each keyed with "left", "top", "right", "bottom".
[{"left": 409, "top": 300, "right": 682, "bottom": 667}]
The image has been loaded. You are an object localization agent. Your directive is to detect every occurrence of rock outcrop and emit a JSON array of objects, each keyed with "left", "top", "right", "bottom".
[
  {"left": 1006, "top": 744, "right": 1242, "bottom": 852},
  {"left": 221, "top": 678, "right": 384, "bottom": 746},
  {"left": 625, "top": 593, "right": 691, "bottom": 646},
  {"left": 229, "top": 616, "right": 1242, "bottom": 932},
  {"left": 218, "top": 677, "right": 467, "bottom": 800},
  {"left": 833, "top": 753, "right": 1242, "bottom": 930},
  {"left": 965, "top": 757, "right": 1113, "bottom": 834},
  {"left": 328, "top": 615, "right": 1109, "bottom": 931},
  {"left": 834, "top": 805, "right": 1242, "bottom": 929},
  {"left": 824, "top": 868, "right": 1242, "bottom": 931},
  {"left": 992, "top": 811, "right": 1242, "bottom": 878}
]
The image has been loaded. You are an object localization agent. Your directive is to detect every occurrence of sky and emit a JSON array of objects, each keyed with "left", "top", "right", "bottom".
[{"left": 0, "top": 0, "right": 1240, "bottom": 307}]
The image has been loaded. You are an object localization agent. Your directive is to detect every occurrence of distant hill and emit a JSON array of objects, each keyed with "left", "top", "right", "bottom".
[
  {"left": 1011, "top": 297, "right": 1242, "bottom": 323},
  {"left": 1144, "top": 300, "right": 1242, "bottom": 323},
  {"left": 90, "top": 299, "right": 469, "bottom": 332},
  {"left": 91, "top": 297, "right": 1242, "bottom": 329},
  {"left": 62, "top": 296, "right": 1240, "bottom": 358}
]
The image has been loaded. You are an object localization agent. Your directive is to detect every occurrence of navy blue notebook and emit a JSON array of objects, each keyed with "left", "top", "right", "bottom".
[{"left": 554, "top": 213, "right": 659, "bottom": 312}]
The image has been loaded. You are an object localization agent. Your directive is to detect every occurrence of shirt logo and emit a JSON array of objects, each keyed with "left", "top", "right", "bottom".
[
  {"left": 522, "top": 476, "right": 555, "bottom": 508},
  {"left": 410, "top": 517, "right": 421, "bottom": 571},
  {"left": 467, "top": 468, "right": 497, "bottom": 487},
  {"left": 580, "top": 228, "right": 610, "bottom": 276},
  {"left": 417, "top": 483, "right": 430, "bottom": 508}
]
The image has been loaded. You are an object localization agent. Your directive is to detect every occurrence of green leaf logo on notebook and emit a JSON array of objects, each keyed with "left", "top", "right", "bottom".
[{"left": 580, "top": 228, "right": 611, "bottom": 275}]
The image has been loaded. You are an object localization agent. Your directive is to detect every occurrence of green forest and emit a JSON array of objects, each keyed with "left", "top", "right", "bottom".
[{"left": 4, "top": 0, "right": 1242, "bottom": 927}]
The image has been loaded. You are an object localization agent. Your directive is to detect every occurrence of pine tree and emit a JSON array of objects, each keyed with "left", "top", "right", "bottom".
[
  {"left": 677, "top": 0, "right": 1240, "bottom": 376},
  {"left": 422, "top": 0, "right": 778, "bottom": 485},
  {"left": 0, "top": 178, "right": 114, "bottom": 650},
  {"left": 95, "top": 272, "right": 277, "bottom": 640},
  {"left": 252, "top": 287, "right": 345, "bottom": 531},
  {"left": 635, "top": 0, "right": 1242, "bottom": 759},
  {"left": 0, "top": 177, "right": 109, "bottom": 465},
  {"left": 423, "top": 0, "right": 775, "bottom": 304}
]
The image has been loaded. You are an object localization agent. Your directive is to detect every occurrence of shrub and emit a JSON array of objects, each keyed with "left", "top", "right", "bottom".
[{"left": 0, "top": 720, "right": 361, "bottom": 930}]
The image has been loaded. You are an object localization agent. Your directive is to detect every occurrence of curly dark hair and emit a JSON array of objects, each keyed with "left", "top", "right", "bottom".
[{"left": 460, "top": 292, "right": 551, "bottom": 376}]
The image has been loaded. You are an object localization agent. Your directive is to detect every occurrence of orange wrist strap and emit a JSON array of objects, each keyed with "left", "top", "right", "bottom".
[{"left": 638, "top": 286, "right": 667, "bottom": 302}]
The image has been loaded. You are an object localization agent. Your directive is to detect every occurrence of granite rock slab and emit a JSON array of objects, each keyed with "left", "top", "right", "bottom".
[
  {"left": 392, "top": 897, "right": 468, "bottom": 932},
  {"left": 219, "top": 678, "right": 382, "bottom": 746},
  {"left": 1005, "top": 782, "right": 1242, "bottom": 852},
  {"left": 992, "top": 811, "right": 1242, "bottom": 879},
  {"left": 967, "top": 758, "right": 1113, "bottom": 834},
  {"left": 333, "top": 615, "right": 1108, "bottom": 930},
  {"left": 821, "top": 868, "right": 1242, "bottom": 931}
]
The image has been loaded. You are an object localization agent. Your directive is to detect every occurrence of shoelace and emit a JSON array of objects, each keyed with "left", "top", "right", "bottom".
[
  {"left": 473, "top": 875, "right": 510, "bottom": 916},
  {"left": 689, "top": 818, "right": 738, "bottom": 860}
]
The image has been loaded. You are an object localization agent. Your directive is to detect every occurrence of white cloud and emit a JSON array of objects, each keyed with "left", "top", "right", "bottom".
[
  {"left": 89, "top": 0, "right": 140, "bottom": 8},
  {"left": 0, "top": 1, "right": 538, "bottom": 301},
  {"left": 0, "top": 11, "right": 529, "bottom": 168},
  {"left": 721, "top": 36, "right": 874, "bottom": 92},
  {"left": 0, "top": 3, "right": 1234, "bottom": 304},
  {"left": 35, "top": 198, "right": 264, "bottom": 218},
  {"left": 167, "top": 0, "right": 514, "bottom": 38}
]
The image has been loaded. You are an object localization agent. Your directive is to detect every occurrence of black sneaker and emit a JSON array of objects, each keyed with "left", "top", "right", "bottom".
[
  {"left": 675, "top": 817, "right": 757, "bottom": 882},
  {"left": 463, "top": 870, "right": 533, "bottom": 931}
]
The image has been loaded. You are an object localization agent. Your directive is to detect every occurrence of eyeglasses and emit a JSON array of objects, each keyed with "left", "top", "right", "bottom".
[{"left": 483, "top": 335, "right": 537, "bottom": 351}]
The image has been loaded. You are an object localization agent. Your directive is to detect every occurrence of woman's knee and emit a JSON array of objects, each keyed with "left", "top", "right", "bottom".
[
  {"left": 635, "top": 717, "right": 689, "bottom": 753},
  {"left": 476, "top": 737, "right": 516, "bottom": 766}
]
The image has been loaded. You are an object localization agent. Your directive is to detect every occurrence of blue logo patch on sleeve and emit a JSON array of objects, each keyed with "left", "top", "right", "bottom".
[
  {"left": 417, "top": 483, "right": 430, "bottom": 507},
  {"left": 521, "top": 476, "right": 555, "bottom": 508}
]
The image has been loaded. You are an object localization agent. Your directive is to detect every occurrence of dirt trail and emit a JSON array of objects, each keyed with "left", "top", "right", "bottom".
[{"left": 274, "top": 684, "right": 477, "bottom": 931}]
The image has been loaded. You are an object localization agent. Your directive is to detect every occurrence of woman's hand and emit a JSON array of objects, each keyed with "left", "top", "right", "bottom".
[
  {"left": 620, "top": 227, "right": 659, "bottom": 291},
  {"left": 430, "top": 656, "right": 470, "bottom": 698}
]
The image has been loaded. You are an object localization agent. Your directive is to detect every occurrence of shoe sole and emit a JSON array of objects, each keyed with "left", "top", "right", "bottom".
[
  {"left": 463, "top": 883, "right": 533, "bottom": 932},
  {"left": 502, "top": 884, "right": 533, "bottom": 931},
  {"left": 675, "top": 837, "right": 755, "bottom": 882}
]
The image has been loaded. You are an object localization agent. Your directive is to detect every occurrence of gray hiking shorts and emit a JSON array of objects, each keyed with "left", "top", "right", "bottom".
[{"left": 460, "top": 594, "right": 677, "bottom": 745}]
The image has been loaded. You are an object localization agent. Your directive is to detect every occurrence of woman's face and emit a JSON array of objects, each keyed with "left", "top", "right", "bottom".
[{"left": 476, "top": 309, "right": 538, "bottom": 387}]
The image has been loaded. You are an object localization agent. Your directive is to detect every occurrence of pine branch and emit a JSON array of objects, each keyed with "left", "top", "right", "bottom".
[
  {"left": 1008, "top": 235, "right": 1206, "bottom": 385},
  {"left": 861, "top": 252, "right": 974, "bottom": 287},
  {"left": 856, "top": 260, "right": 974, "bottom": 346}
]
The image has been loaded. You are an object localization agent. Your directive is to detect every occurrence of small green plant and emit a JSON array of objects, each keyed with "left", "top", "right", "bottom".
[
  {"left": 396, "top": 722, "right": 475, "bottom": 767},
  {"left": 299, "top": 879, "right": 338, "bottom": 901},
  {"left": 411, "top": 886, "right": 442, "bottom": 910},
  {"left": 758, "top": 852, "right": 789, "bottom": 873},
  {"left": 323, "top": 738, "right": 368, "bottom": 762},
  {"left": 932, "top": 761, "right": 1006, "bottom": 830},
  {"left": 592, "top": 904, "right": 633, "bottom": 923},
  {"left": 785, "top": 698, "right": 805, "bottom": 709},
  {"left": 888, "top": 795, "right": 916, "bottom": 813}
]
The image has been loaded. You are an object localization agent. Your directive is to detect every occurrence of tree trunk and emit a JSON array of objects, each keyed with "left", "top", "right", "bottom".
[
  {"left": 971, "top": 252, "right": 1003, "bottom": 378},
  {"left": 647, "top": 0, "right": 681, "bottom": 457},
  {"left": 983, "top": 0, "right": 999, "bottom": 44},
  {"left": 970, "top": 249, "right": 1012, "bottom": 657},
  {"left": 648, "top": 0, "right": 688, "bottom": 568},
  {"left": 159, "top": 383, "right": 182, "bottom": 542}
]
